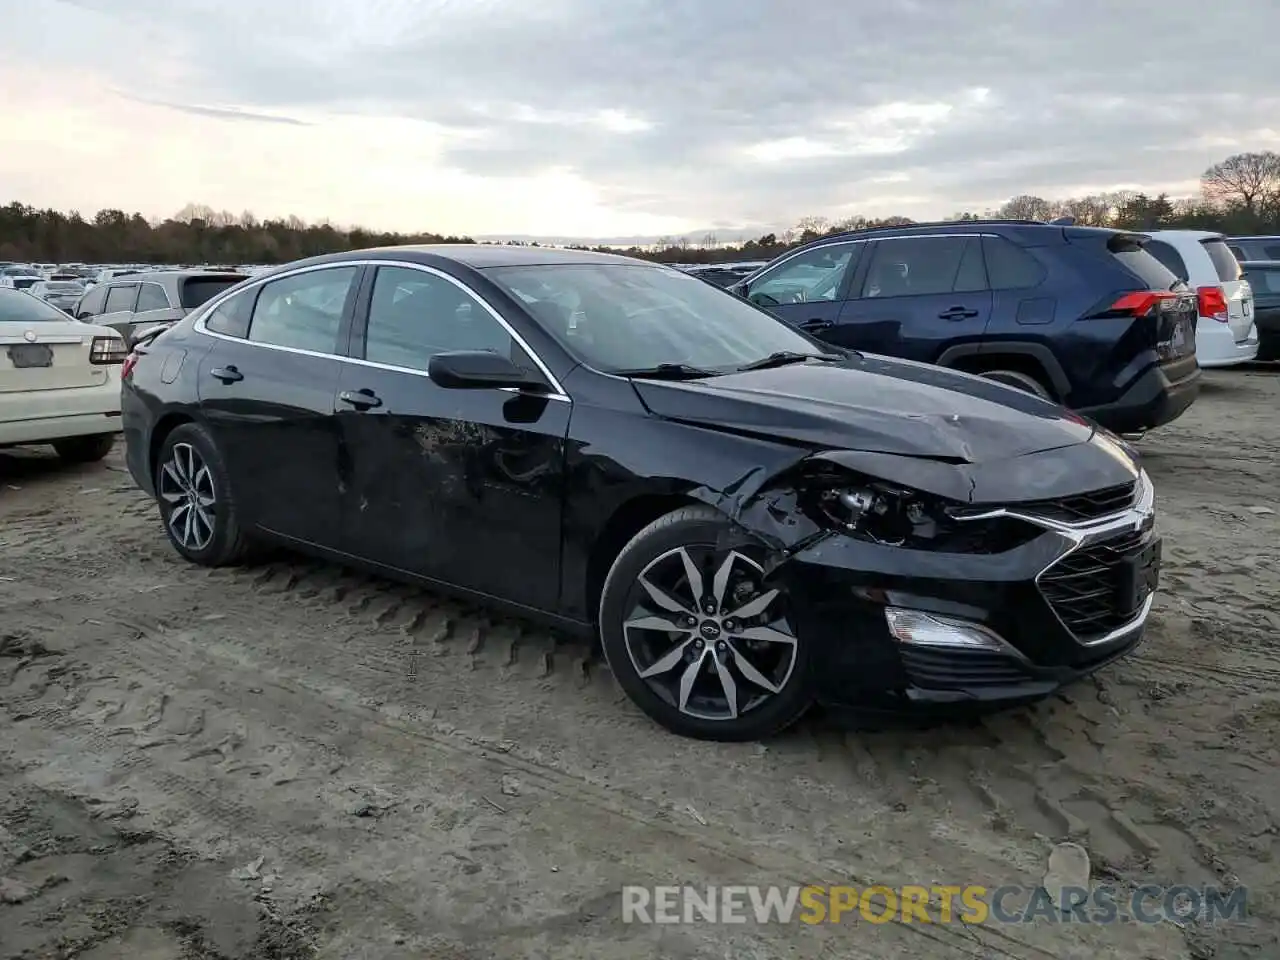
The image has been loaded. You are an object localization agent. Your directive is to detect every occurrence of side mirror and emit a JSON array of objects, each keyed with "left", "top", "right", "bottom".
[{"left": 427, "top": 350, "right": 538, "bottom": 390}]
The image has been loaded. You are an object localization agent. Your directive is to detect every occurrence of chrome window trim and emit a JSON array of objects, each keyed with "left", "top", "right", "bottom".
[
  {"left": 956, "top": 470, "right": 1156, "bottom": 647},
  {"left": 190, "top": 259, "right": 570, "bottom": 400}
]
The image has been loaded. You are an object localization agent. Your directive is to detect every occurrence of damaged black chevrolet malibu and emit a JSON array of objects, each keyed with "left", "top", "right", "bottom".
[{"left": 121, "top": 246, "right": 1163, "bottom": 741}]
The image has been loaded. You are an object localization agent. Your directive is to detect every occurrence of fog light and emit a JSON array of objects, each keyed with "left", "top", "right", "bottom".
[{"left": 884, "top": 607, "right": 1010, "bottom": 653}]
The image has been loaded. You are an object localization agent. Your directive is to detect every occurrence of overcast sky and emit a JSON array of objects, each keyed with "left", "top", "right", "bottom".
[{"left": 2, "top": 0, "right": 1277, "bottom": 241}]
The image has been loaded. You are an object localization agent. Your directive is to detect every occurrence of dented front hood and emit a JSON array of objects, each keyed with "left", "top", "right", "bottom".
[{"left": 632, "top": 355, "right": 1095, "bottom": 463}]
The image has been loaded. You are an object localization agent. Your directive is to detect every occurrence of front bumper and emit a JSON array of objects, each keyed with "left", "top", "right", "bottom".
[{"left": 780, "top": 473, "right": 1159, "bottom": 712}]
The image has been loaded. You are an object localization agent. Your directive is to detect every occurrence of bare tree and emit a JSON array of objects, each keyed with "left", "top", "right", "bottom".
[
  {"left": 1057, "top": 194, "right": 1114, "bottom": 227},
  {"left": 998, "top": 195, "right": 1054, "bottom": 221},
  {"left": 700, "top": 232, "right": 717, "bottom": 249},
  {"left": 1201, "top": 152, "right": 1280, "bottom": 212},
  {"left": 794, "top": 215, "right": 830, "bottom": 235}
]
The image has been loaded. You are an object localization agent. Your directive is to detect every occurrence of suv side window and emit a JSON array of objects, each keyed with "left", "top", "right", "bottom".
[
  {"left": 363, "top": 266, "right": 522, "bottom": 372},
  {"left": 247, "top": 266, "right": 358, "bottom": 354},
  {"left": 103, "top": 283, "right": 139, "bottom": 313},
  {"left": 136, "top": 282, "right": 170, "bottom": 312},
  {"left": 203, "top": 290, "right": 257, "bottom": 339},
  {"left": 981, "top": 237, "right": 1047, "bottom": 289},
  {"left": 747, "top": 243, "right": 860, "bottom": 306},
  {"left": 1144, "top": 240, "right": 1189, "bottom": 282},
  {"left": 861, "top": 236, "right": 973, "bottom": 298}
]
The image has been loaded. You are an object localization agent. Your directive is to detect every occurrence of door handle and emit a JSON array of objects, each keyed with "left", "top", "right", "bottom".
[
  {"left": 799, "top": 318, "right": 834, "bottom": 331},
  {"left": 209, "top": 365, "right": 243, "bottom": 383},
  {"left": 339, "top": 388, "right": 383, "bottom": 410},
  {"left": 938, "top": 307, "right": 979, "bottom": 320}
]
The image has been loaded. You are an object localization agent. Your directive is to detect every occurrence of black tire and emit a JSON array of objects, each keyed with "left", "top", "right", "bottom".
[
  {"left": 155, "top": 422, "right": 251, "bottom": 567},
  {"left": 979, "top": 368, "right": 1053, "bottom": 400},
  {"left": 52, "top": 433, "right": 116, "bottom": 463},
  {"left": 599, "top": 505, "right": 813, "bottom": 741}
]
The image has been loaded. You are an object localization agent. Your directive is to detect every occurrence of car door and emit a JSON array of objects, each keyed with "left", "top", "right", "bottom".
[
  {"left": 73, "top": 282, "right": 108, "bottom": 320},
  {"left": 94, "top": 282, "right": 141, "bottom": 339},
  {"left": 335, "top": 263, "right": 571, "bottom": 612},
  {"left": 834, "top": 235, "right": 992, "bottom": 361},
  {"left": 740, "top": 241, "right": 865, "bottom": 338},
  {"left": 195, "top": 264, "right": 362, "bottom": 546}
]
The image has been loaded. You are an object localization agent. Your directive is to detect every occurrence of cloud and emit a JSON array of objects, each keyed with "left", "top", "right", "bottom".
[
  {"left": 121, "top": 95, "right": 310, "bottom": 126},
  {"left": 3, "top": 0, "right": 1278, "bottom": 238}
]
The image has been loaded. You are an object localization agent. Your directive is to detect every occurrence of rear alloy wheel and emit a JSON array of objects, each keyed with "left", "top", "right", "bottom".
[
  {"left": 979, "top": 369, "right": 1052, "bottom": 400},
  {"left": 600, "top": 506, "right": 812, "bottom": 741},
  {"left": 52, "top": 433, "right": 115, "bottom": 463},
  {"left": 156, "top": 423, "right": 251, "bottom": 566}
]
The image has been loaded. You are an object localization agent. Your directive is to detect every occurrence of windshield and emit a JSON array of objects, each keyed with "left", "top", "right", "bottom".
[
  {"left": 483, "top": 262, "right": 824, "bottom": 373},
  {"left": 0, "top": 289, "right": 74, "bottom": 322},
  {"left": 2, "top": 266, "right": 39, "bottom": 277},
  {"left": 46, "top": 281, "right": 84, "bottom": 293}
]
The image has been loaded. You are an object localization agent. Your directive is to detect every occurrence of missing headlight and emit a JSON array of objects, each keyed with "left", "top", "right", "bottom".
[{"left": 816, "top": 483, "right": 939, "bottom": 546}]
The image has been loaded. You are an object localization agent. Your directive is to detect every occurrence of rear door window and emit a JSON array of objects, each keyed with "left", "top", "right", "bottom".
[
  {"left": 1244, "top": 265, "right": 1280, "bottom": 295},
  {"left": 859, "top": 236, "right": 970, "bottom": 298},
  {"left": 202, "top": 290, "right": 257, "bottom": 339},
  {"left": 1144, "top": 240, "right": 1190, "bottom": 282},
  {"left": 1201, "top": 239, "right": 1242, "bottom": 282},
  {"left": 247, "top": 267, "right": 359, "bottom": 354},
  {"left": 104, "top": 283, "right": 139, "bottom": 313}
]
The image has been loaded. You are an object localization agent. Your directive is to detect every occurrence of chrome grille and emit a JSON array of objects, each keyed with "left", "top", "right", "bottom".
[
  {"left": 1039, "top": 529, "right": 1147, "bottom": 638},
  {"left": 1015, "top": 481, "right": 1137, "bottom": 524}
]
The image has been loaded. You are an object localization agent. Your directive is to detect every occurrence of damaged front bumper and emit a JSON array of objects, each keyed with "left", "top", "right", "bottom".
[{"left": 692, "top": 438, "right": 1158, "bottom": 713}]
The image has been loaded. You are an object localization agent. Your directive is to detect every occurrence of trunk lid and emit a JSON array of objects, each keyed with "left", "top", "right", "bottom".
[
  {"left": 1201, "top": 237, "right": 1253, "bottom": 341},
  {"left": 0, "top": 319, "right": 111, "bottom": 393}
]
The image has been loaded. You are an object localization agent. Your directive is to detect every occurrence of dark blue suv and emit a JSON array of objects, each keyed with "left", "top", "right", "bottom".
[{"left": 730, "top": 220, "right": 1202, "bottom": 433}]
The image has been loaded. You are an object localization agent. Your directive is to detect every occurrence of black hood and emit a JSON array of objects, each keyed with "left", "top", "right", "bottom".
[{"left": 631, "top": 354, "right": 1096, "bottom": 464}]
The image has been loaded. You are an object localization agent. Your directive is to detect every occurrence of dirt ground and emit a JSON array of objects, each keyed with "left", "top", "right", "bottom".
[{"left": 2, "top": 369, "right": 1279, "bottom": 960}]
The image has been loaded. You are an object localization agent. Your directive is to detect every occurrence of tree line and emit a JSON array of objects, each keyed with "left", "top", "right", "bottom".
[{"left": 2, "top": 152, "right": 1279, "bottom": 268}]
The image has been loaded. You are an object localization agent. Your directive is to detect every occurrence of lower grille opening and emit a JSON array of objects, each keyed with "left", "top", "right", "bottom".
[
  {"left": 1039, "top": 530, "right": 1148, "bottom": 639},
  {"left": 900, "top": 647, "right": 1032, "bottom": 690}
]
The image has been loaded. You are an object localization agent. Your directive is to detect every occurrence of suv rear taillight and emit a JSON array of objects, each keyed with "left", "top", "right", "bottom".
[
  {"left": 89, "top": 336, "right": 129, "bottom": 364},
  {"left": 1106, "top": 291, "right": 1177, "bottom": 317},
  {"left": 1197, "top": 285, "right": 1229, "bottom": 323}
]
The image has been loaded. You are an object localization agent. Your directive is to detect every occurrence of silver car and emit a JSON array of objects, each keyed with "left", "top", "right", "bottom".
[
  {"left": 73, "top": 269, "right": 250, "bottom": 345},
  {"left": 28, "top": 279, "right": 87, "bottom": 313}
]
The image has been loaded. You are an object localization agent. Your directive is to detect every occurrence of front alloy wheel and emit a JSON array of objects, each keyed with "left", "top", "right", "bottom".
[{"left": 600, "top": 506, "right": 812, "bottom": 740}]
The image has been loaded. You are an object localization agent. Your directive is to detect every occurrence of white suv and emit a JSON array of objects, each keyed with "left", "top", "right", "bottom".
[
  {"left": 0, "top": 288, "right": 127, "bottom": 462},
  {"left": 1143, "top": 230, "right": 1257, "bottom": 368}
]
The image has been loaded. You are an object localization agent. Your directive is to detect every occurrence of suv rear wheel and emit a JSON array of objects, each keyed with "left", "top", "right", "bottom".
[{"left": 978, "top": 368, "right": 1052, "bottom": 400}]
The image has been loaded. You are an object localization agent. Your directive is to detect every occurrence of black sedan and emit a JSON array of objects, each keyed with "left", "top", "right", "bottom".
[{"left": 121, "top": 245, "right": 1161, "bottom": 741}]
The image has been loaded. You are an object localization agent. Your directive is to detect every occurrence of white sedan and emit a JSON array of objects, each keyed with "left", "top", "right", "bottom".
[{"left": 0, "top": 288, "right": 127, "bottom": 462}]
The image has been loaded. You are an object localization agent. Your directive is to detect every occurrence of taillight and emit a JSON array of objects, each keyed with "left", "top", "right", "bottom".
[
  {"left": 1107, "top": 291, "right": 1176, "bottom": 317},
  {"left": 121, "top": 352, "right": 140, "bottom": 378},
  {"left": 89, "top": 335, "right": 129, "bottom": 364},
  {"left": 1197, "top": 285, "right": 1229, "bottom": 323}
]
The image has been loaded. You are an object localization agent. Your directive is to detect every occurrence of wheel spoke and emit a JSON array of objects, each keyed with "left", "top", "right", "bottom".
[
  {"left": 194, "top": 466, "right": 215, "bottom": 506},
  {"left": 168, "top": 502, "right": 190, "bottom": 539},
  {"left": 677, "top": 653, "right": 705, "bottom": 711},
  {"left": 159, "top": 488, "right": 185, "bottom": 505},
  {"left": 711, "top": 551, "right": 737, "bottom": 610},
  {"left": 194, "top": 507, "right": 215, "bottom": 545},
  {"left": 727, "top": 642, "right": 781, "bottom": 693},
  {"left": 676, "top": 547, "right": 705, "bottom": 605},
  {"left": 726, "top": 588, "right": 779, "bottom": 621},
  {"left": 711, "top": 648, "right": 739, "bottom": 718},
  {"left": 738, "top": 624, "right": 796, "bottom": 647},
  {"left": 176, "top": 445, "right": 193, "bottom": 485},
  {"left": 160, "top": 462, "right": 183, "bottom": 494},
  {"left": 639, "top": 637, "right": 695, "bottom": 678},
  {"left": 182, "top": 501, "right": 196, "bottom": 545},
  {"left": 637, "top": 574, "right": 693, "bottom": 615},
  {"left": 624, "top": 614, "right": 688, "bottom": 632}
]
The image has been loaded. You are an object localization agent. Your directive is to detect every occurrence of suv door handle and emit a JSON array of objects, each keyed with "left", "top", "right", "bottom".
[
  {"left": 938, "top": 306, "right": 979, "bottom": 320},
  {"left": 799, "top": 318, "right": 834, "bottom": 331},
  {"left": 339, "top": 388, "right": 383, "bottom": 410},
  {"left": 209, "top": 365, "right": 243, "bottom": 383}
]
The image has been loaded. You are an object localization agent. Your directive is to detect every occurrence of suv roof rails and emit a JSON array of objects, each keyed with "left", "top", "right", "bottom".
[{"left": 814, "top": 218, "right": 1055, "bottom": 243}]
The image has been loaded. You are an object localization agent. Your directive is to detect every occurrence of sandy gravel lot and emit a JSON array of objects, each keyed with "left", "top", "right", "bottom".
[{"left": 2, "top": 368, "right": 1279, "bottom": 960}]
